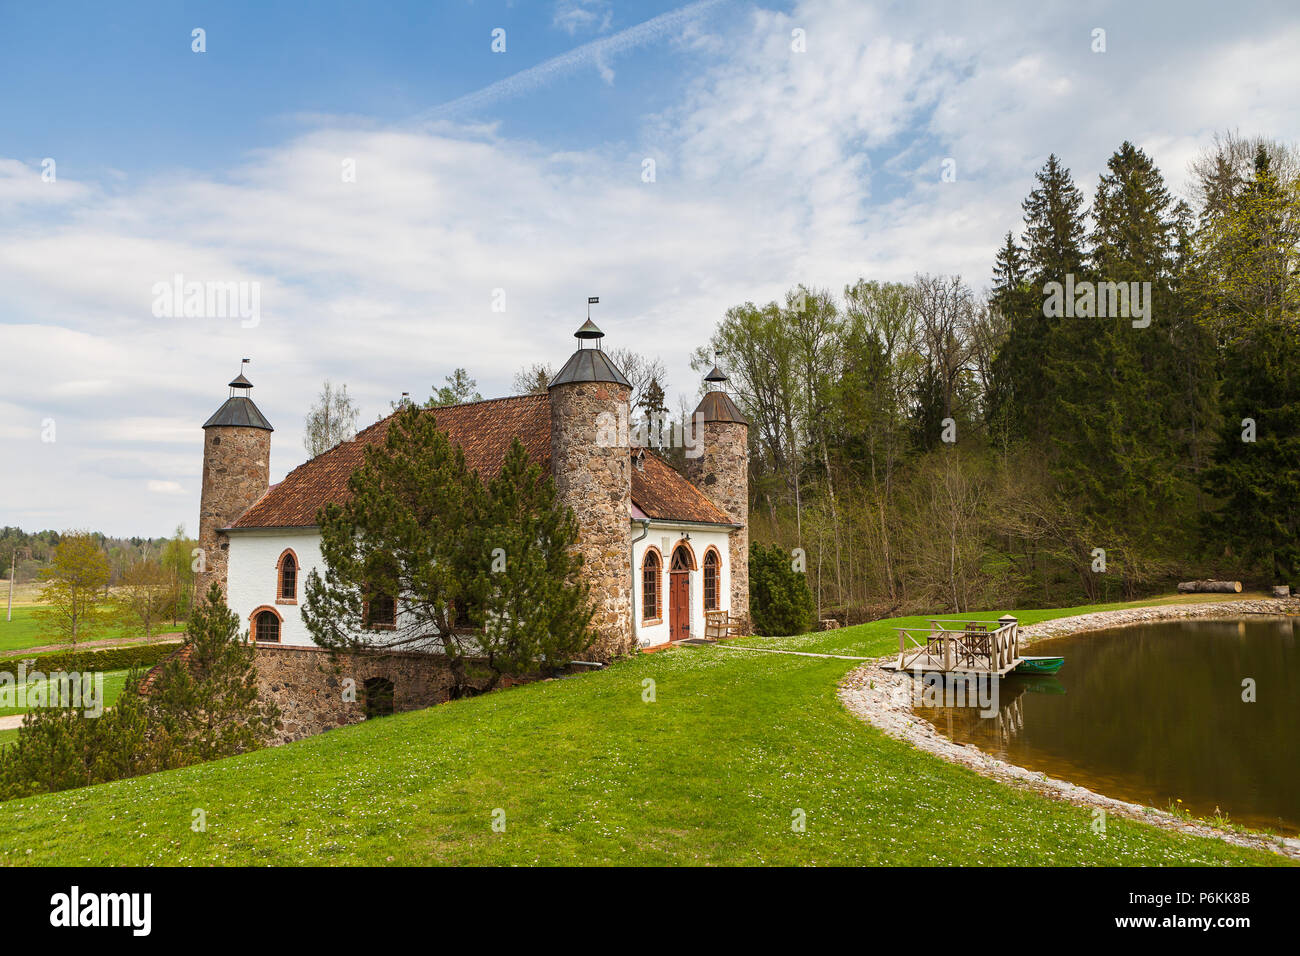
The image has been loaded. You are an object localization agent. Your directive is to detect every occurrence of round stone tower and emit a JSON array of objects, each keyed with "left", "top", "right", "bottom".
[
  {"left": 197, "top": 368, "right": 273, "bottom": 601},
  {"left": 687, "top": 362, "right": 750, "bottom": 630},
  {"left": 548, "top": 320, "right": 634, "bottom": 660}
]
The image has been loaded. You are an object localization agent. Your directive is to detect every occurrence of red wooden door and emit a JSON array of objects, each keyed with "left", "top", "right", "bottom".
[{"left": 670, "top": 572, "right": 690, "bottom": 641}]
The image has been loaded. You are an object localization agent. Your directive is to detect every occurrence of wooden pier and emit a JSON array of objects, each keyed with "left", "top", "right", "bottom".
[{"left": 889, "top": 615, "right": 1023, "bottom": 675}]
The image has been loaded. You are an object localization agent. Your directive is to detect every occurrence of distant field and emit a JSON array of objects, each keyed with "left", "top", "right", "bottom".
[
  {"left": 0, "top": 729, "right": 15, "bottom": 749},
  {"left": 0, "top": 606, "right": 183, "bottom": 654},
  {"left": 0, "top": 669, "right": 133, "bottom": 719},
  {"left": 0, "top": 581, "right": 43, "bottom": 605}
]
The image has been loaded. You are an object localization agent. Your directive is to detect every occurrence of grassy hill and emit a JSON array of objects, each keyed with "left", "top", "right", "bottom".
[{"left": 0, "top": 602, "right": 1286, "bottom": 866}]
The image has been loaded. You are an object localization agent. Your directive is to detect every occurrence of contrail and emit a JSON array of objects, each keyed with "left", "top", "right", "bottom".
[{"left": 421, "top": 0, "right": 726, "bottom": 122}]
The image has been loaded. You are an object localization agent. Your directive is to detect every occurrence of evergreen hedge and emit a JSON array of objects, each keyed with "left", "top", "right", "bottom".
[{"left": 0, "top": 641, "right": 181, "bottom": 676}]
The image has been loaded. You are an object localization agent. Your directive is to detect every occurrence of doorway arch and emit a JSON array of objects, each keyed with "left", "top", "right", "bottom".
[
  {"left": 364, "top": 676, "right": 395, "bottom": 719},
  {"left": 669, "top": 543, "right": 693, "bottom": 642}
]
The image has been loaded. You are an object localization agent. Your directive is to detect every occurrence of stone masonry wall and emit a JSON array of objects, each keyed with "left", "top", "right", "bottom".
[
  {"left": 254, "top": 645, "right": 525, "bottom": 745},
  {"left": 687, "top": 419, "right": 749, "bottom": 630},
  {"left": 197, "top": 426, "right": 271, "bottom": 600},
  {"left": 549, "top": 380, "right": 634, "bottom": 660}
]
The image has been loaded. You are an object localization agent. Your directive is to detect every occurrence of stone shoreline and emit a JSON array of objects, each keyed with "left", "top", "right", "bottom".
[{"left": 837, "top": 599, "right": 1300, "bottom": 860}]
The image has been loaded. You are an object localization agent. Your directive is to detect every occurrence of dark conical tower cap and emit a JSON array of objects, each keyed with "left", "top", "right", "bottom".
[
  {"left": 548, "top": 319, "right": 631, "bottom": 388},
  {"left": 693, "top": 390, "right": 747, "bottom": 425},
  {"left": 204, "top": 371, "right": 273, "bottom": 431},
  {"left": 693, "top": 359, "right": 746, "bottom": 424},
  {"left": 549, "top": 348, "right": 631, "bottom": 388},
  {"left": 575, "top": 319, "right": 604, "bottom": 339}
]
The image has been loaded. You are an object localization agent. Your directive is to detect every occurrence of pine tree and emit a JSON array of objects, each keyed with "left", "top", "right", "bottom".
[
  {"left": 148, "top": 583, "right": 277, "bottom": 765},
  {"left": 304, "top": 405, "right": 595, "bottom": 696},
  {"left": 1023, "top": 154, "right": 1088, "bottom": 283},
  {"left": 1044, "top": 143, "right": 1190, "bottom": 591},
  {"left": 469, "top": 440, "right": 594, "bottom": 686},
  {"left": 304, "top": 403, "right": 483, "bottom": 660},
  {"left": 427, "top": 368, "right": 482, "bottom": 407}
]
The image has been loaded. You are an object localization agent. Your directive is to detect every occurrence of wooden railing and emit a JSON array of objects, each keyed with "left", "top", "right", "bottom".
[{"left": 896, "top": 617, "right": 1019, "bottom": 673}]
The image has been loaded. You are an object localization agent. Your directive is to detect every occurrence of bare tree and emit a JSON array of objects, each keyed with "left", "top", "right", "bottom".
[
  {"left": 304, "top": 380, "right": 360, "bottom": 458},
  {"left": 511, "top": 362, "right": 554, "bottom": 395},
  {"left": 606, "top": 347, "right": 668, "bottom": 410}
]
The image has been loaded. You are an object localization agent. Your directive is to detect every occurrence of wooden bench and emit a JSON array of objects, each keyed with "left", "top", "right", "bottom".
[{"left": 704, "top": 610, "right": 742, "bottom": 641}]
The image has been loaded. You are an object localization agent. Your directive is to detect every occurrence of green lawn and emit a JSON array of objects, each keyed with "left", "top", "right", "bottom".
[
  {"left": 0, "top": 669, "right": 133, "bottom": 719},
  {"left": 0, "top": 601, "right": 1286, "bottom": 866},
  {"left": 0, "top": 606, "right": 182, "bottom": 653}
]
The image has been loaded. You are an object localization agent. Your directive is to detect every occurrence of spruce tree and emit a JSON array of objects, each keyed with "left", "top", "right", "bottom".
[
  {"left": 1198, "top": 146, "right": 1300, "bottom": 581},
  {"left": 989, "top": 156, "right": 1089, "bottom": 444}
]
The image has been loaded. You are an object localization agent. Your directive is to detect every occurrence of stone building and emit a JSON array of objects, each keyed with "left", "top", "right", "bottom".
[{"left": 193, "top": 322, "right": 749, "bottom": 741}]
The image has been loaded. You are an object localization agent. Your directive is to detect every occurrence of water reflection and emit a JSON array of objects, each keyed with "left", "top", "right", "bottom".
[{"left": 913, "top": 616, "right": 1300, "bottom": 835}]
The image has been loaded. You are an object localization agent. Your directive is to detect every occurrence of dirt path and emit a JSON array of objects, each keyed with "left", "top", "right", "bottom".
[{"left": 5, "top": 632, "right": 183, "bottom": 657}]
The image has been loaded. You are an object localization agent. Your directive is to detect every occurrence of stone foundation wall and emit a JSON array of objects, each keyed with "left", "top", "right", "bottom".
[{"left": 254, "top": 645, "right": 525, "bottom": 745}]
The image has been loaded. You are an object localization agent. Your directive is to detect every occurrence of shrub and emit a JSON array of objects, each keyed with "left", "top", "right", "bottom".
[{"left": 749, "top": 543, "right": 814, "bottom": 636}]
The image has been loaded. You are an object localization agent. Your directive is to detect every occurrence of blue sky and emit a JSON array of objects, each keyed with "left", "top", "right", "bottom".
[
  {"left": 2, "top": 0, "right": 1298, "bottom": 537},
  {"left": 1, "top": 1, "right": 714, "bottom": 175}
]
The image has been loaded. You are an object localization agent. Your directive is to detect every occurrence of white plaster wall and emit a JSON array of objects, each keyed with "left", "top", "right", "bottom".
[
  {"left": 231, "top": 521, "right": 734, "bottom": 651},
  {"left": 226, "top": 528, "right": 325, "bottom": 647},
  {"left": 631, "top": 521, "right": 732, "bottom": 646}
]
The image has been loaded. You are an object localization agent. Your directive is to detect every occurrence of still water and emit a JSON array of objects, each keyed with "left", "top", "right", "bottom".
[{"left": 913, "top": 617, "right": 1300, "bottom": 834}]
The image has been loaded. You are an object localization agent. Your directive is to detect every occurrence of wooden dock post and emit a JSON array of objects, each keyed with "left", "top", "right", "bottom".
[{"left": 999, "top": 615, "right": 1018, "bottom": 662}]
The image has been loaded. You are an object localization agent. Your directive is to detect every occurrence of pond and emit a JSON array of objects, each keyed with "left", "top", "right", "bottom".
[{"left": 913, "top": 617, "right": 1300, "bottom": 835}]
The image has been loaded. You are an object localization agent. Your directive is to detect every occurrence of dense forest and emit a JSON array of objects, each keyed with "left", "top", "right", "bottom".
[{"left": 689, "top": 134, "right": 1300, "bottom": 621}]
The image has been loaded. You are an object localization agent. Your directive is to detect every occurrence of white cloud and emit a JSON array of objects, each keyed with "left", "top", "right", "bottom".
[
  {"left": 553, "top": 0, "right": 614, "bottom": 36},
  {"left": 146, "top": 480, "right": 186, "bottom": 495},
  {"left": 3, "top": 0, "right": 1298, "bottom": 536}
]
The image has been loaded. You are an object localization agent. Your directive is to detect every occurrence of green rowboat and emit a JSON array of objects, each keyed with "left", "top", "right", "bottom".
[{"left": 1014, "top": 656, "right": 1065, "bottom": 675}]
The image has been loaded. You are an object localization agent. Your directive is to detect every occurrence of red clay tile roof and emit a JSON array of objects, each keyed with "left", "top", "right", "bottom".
[
  {"left": 231, "top": 394, "right": 732, "bottom": 529},
  {"left": 632, "top": 451, "right": 731, "bottom": 525}
]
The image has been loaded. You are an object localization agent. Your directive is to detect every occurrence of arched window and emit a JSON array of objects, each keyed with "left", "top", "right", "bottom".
[
  {"left": 253, "top": 609, "right": 281, "bottom": 643},
  {"left": 703, "top": 548, "right": 721, "bottom": 611},
  {"left": 641, "top": 549, "right": 661, "bottom": 622},
  {"left": 671, "top": 544, "right": 693, "bottom": 571},
  {"left": 277, "top": 550, "right": 298, "bottom": 602}
]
